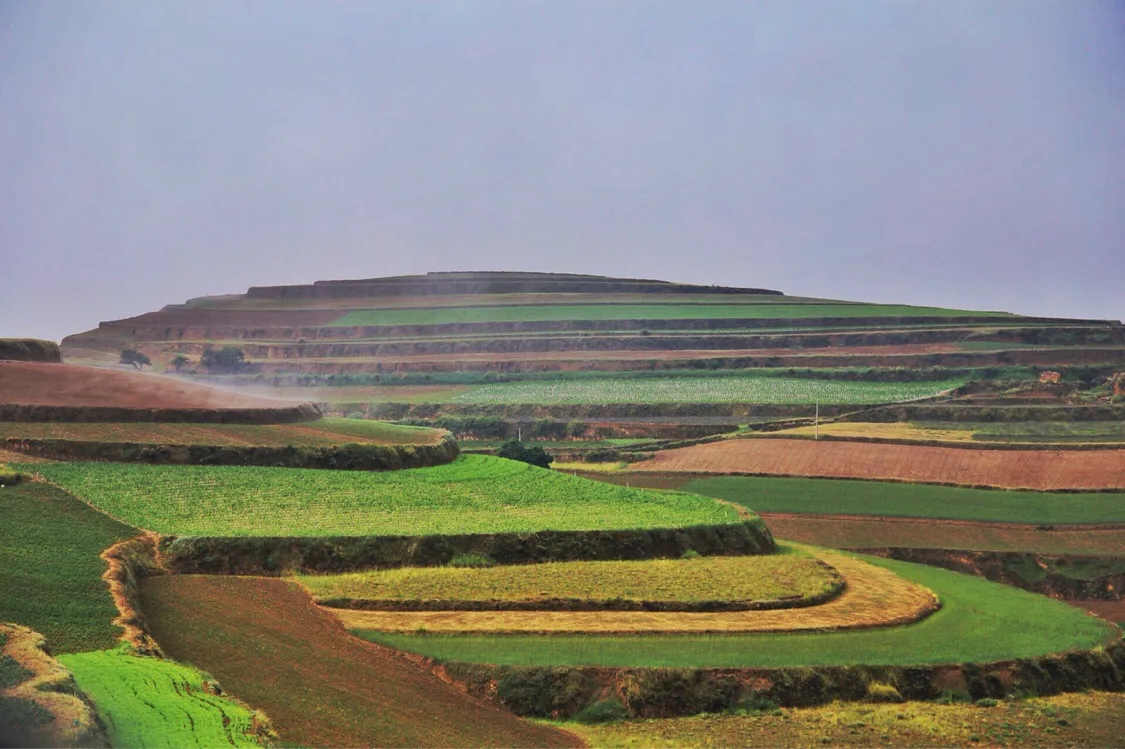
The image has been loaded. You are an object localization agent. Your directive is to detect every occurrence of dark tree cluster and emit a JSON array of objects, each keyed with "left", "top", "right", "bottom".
[{"left": 494, "top": 439, "right": 554, "bottom": 469}]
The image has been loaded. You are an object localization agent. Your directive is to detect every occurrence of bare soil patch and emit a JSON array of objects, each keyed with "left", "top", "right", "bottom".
[
  {"left": 140, "top": 575, "right": 582, "bottom": 749},
  {"left": 762, "top": 514, "right": 1125, "bottom": 555},
  {"left": 631, "top": 439, "right": 1125, "bottom": 490},
  {"left": 0, "top": 362, "right": 289, "bottom": 409},
  {"left": 1075, "top": 600, "right": 1125, "bottom": 622},
  {"left": 332, "top": 551, "right": 938, "bottom": 634}
]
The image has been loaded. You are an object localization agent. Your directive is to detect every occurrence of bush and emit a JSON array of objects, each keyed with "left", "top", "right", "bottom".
[
  {"left": 494, "top": 439, "right": 553, "bottom": 469},
  {"left": 974, "top": 698, "right": 1000, "bottom": 708},
  {"left": 448, "top": 553, "right": 494, "bottom": 568},
  {"left": 0, "top": 468, "right": 21, "bottom": 487},
  {"left": 680, "top": 550, "right": 701, "bottom": 560},
  {"left": 573, "top": 698, "right": 629, "bottom": 724},
  {"left": 496, "top": 668, "right": 596, "bottom": 717},
  {"left": 732, "top": 692, "right": 778, "bottom": 715}
]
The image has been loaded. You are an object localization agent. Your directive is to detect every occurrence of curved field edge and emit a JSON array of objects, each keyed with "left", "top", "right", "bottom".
[
  {"left": 299, "top": 550, "right": 842, "bottom": 612},
  {"left": 24, "top": 455, "right": 749, "bottom": 537},
  {"left": 138, "top": 575, "right": 583, "bottom": 749},
  {"left": 331, "top": 551, "right": 937, "bottom": 634},
  {"left": 358, "top": 554, "right": 1119, "bottom": 667},
  {"left": 158, "top": 520, "right": 775, "bottom": 575},
  {"left": 57, "top": 649, "right": 273, "bottom": 748},
  {"left": 0, "top": 624, "right": 106, "bottom": 749}
]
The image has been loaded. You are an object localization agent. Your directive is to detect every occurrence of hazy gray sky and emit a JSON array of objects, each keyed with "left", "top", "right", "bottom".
[{"left": 3, "top": 0, "right": 1123, "bottom": 341}]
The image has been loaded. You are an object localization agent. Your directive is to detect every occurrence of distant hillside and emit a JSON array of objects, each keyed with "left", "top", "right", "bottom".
[{"left": 61, "top": 271, "right": 1123, "bottom": 381}]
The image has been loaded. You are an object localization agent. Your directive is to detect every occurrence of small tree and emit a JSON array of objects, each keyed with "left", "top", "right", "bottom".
[
  {"left": 120, "top": 348, "right": 151, "bottom": 370},
  {"left": 169, "top": 354, "right": 190, "bottom": 372},
  {"left": 200, "top": 345, "right": 245, "bottom": 372},
  {"left": 495, "top": 439, "right": 553, "bottom": 469}
]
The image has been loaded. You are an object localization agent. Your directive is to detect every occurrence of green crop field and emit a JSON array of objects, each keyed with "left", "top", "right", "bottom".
[
  {"left": 26, "top": 456, "right": 741, "bottom": 537},
  {"left": 331, "top": 303, "right": 1003, "bottom": 327},
  {"left": 0, "top": 418, "right": 441, "bottom": 447},
  {"left": 684, "top": 476, "right": 1125, "bottom": 525},
  {"left": 58, "top": 650, "right": 265, "bottom": 748},
  {"left": 923, "top": 421, "right": 1125, "bottom": 444},
  {"left": 0, "top": 482, "right": 136, "bottom": 653},
  {"left": 299, "top": 548, "right": 835, "bottom": 606},
  {"left": 361, "top": 554, "right": 1116, "bottom": 668},
  {"left": 447, "top": 376, "right": 967, "bottom": 405}
]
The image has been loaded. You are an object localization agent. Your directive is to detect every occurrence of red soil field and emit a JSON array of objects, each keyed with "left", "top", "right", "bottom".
[
  {"left": 140, "top": 576, "right": 582, "bottom": 749},
  {"left": 1075, "top": 600, "right": 1125, "bottom": 623},
  {"left": 0, "top": 362, "right": 289, "bottom": 409},
  {"left": 761, "top": 514, "right": 1125, "bottom": 555},
  {"left": 630, "top": 439, "right": 1125, "bottom": 490}
]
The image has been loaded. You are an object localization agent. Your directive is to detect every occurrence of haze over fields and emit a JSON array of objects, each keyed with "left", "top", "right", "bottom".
[{"left": 2, "top": 0, "right": 1124, "bottom": 341}]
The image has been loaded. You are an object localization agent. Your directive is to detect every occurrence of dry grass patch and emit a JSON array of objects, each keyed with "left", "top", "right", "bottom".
[
  {"left": 333, "top": 550, "right": 937, "bottom": 634},
  {"left": 773, "top": 422, "right": 975, "bottom": 443},
  {"left": 301, "top": 550, "right": 840, "bottom": 610}
]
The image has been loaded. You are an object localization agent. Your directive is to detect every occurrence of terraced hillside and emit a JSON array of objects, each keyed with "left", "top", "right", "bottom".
[{"left": 62, "top": 272, "right": 1125, "bottom": 382}]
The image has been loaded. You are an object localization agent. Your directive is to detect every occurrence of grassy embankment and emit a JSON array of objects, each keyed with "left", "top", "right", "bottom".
[
  {"left": 58, "top": 649, "right": 267, "bottom": 748},
  {"left": 685, "top": 476, "right": 1125, "bottom": 525},
  {"left": 564, "top": 691, "right": 1125, "bottom": 748},
  {"left": 331, "top": 303, "right": 1006, "bottom": 326},
  {"left": 0, "top": 417, "right": 442, "bottom": 446},
  {"left": 361, "top": 555, "right": 1116, "bottom": 667},
  {"left": 26, "top": 455, "right": 741, "bottom": 536},
  {"left": 0, "top": 482, "right": 136, "bottom": 652},
  {"left": 299, "top": 549, "right": 837, "bottom": 608}
]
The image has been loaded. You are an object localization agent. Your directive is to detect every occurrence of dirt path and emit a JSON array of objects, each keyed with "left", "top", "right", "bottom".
[
  {"left": 140, "top": 575, "right": 583, "bottom": 749},
  {"left": 334, "top": 551, "right": 938, "bottom": 634},
  {"left": 630, "top": 439, "right": 1125, "bottom": 490}
]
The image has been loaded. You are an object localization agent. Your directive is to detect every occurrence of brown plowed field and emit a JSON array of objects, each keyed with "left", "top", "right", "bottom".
[
  {"left": 334, "top": 551, "right": 939, "bottom": 635},
  {"left": 0, "top": 362, "right": 287, "bottom": 409},
  {"left": 140, "top": 575, "right": 582, "bottom": 749},
  {"left": 1075, "top": 600, "right": 1125, "bottom": 623},
  {"left": 762, "top": 514, "right": 1125, "bottom": 555},
  {"left": 630, "top": 439, "right": 1125, "bottom": 490}
]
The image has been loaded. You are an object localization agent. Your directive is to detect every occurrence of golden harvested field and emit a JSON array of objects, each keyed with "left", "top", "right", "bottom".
[
  {"left": 773, "top": 422, "right": 975, "bottom": 442},
  {"left": 332, "top": 551, "right": 937, "bottom": 634},
  {"left": 300, "top": 552, "right": 840, "bottom": 608},
  {"left": 630, "top": 439, "right": 1125, "bottom": 490}
]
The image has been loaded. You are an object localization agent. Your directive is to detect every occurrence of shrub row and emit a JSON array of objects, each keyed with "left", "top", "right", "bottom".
[
  {"left": 2, "top": 434, "right": 459, "bottom": 471},
  {"left": 158, "top": 520, "right": 776, "bottom": 575},
  {"left": 441, "top": 641, "right": 1125, "bottom": 719}
]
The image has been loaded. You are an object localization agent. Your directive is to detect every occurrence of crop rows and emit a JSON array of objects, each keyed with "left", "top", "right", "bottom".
[
  {"left": 332, "top": 303, "right": 1000, "bottom": 327},
  {"left": 449, "top": 375, "right": 967, "bottom": 405},
  {"left": 0, "top": 418, "right": 441, "bottom": 447},
  {"left": 29, "top": 456, "right": 740, "bottom": 537},
  {"left": 300, "top": 550, "right": 835, "bottom": 606},
  {"left": 58, "top": 650, "right": 264, "bottom": 748}
]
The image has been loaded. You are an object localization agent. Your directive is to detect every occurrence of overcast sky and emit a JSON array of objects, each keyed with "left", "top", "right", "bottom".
[{"left": 2, "top": 0, "right": 1124, "bottom": 342}]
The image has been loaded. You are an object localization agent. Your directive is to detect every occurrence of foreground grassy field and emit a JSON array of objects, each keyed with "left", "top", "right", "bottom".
[
  {"left": 300, "top": 549, "right": 838, "bottom": 607},
  {"left": 58, "top": 649, "right": 266, "bottom": 748},
  {"left": 685, "top": 476, "right": 1125, "bottom": 525},
  {"left": 28, "top": 456, "right": 740, "bottom": 536},
  {"left": 0, "top": 418, "right": 442, "bottom": 446},
  {"left": 565, "top": 691, "right": 1125, "bottom": 748},
  {"left": 332, "top": 303, "right": 1002, "bottom": 327},
  {"left": 140, "top": 575, "right": 582, "bottom": 748},
  {"left": 447, "top": 375, "right": 966, "bottom": 405},
  {"left": 0, "top": 482, "right": 136, "bottom": 653},
  {"left": 362, "top": 555, "right": 1116, "bottom": 666}
]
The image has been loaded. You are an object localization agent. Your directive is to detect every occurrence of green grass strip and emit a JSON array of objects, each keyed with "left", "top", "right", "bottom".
[
  {"left": 684, "top": 476, "right": 1125, "bottom": 525},
  {"left": 332, "top": 303, "right": 1003, "bottom": 327},
  {"left": 359, "top": 555, "right": 1117, "bottom": 667},
  {"left": 0, "top": 482, "right": 136, "bottom": 653},
  {"left": 449, "top": 376, "right": 967, "bottom": 405},
  {"left": 26, "top": 456, "right": 740, "bottom": 537},
  {"left": 58, "top": 650, "right": 264, "bottom": 748}
]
